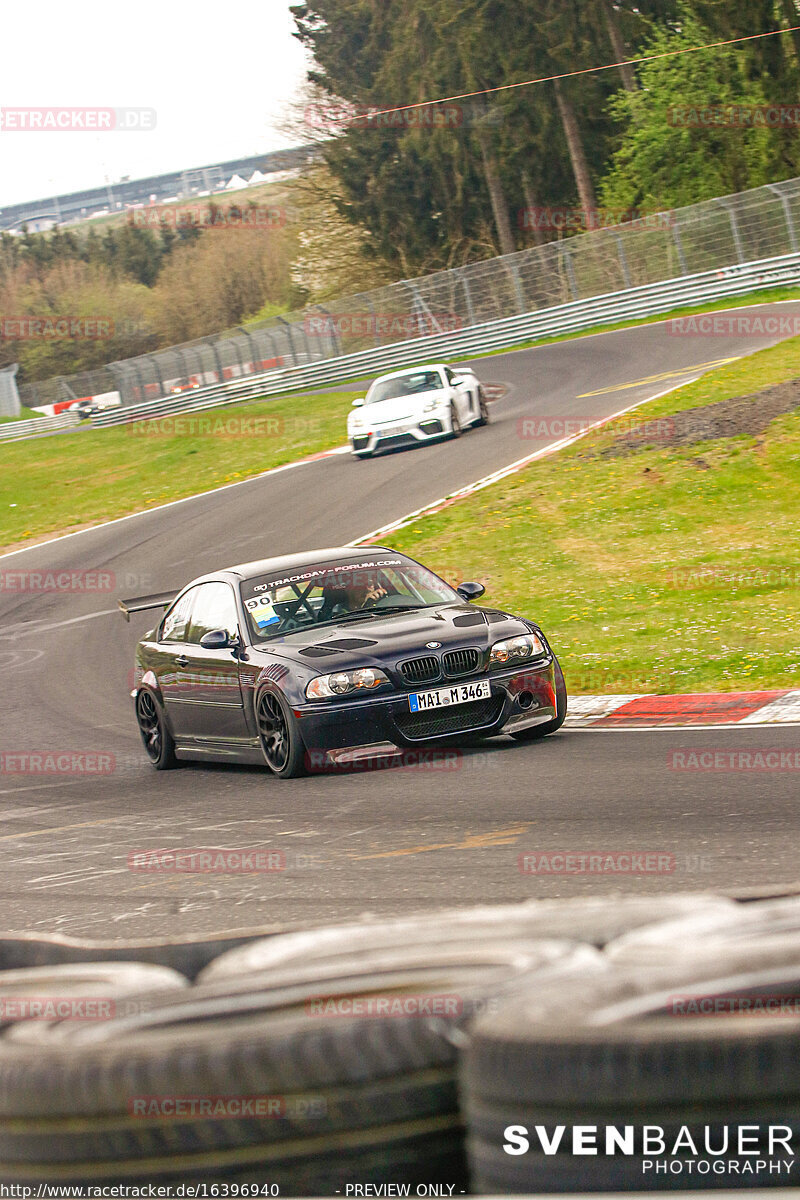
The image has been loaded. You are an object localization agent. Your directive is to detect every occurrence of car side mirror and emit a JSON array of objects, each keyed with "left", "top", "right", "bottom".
[
  {"left": 457, "top": 581, "right": 485, "bottom": 601},
  {"left": 200, "top": 629, "right": 235, "bottom": 650},
  {"left": 352, "top": 397, "right": 365, "bottom": 407}
]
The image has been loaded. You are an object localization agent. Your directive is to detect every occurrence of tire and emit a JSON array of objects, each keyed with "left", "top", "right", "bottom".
[
  {"left": 475, "top": 387, "right": 490, "bottom": 427},
  {"left": 0, "top": 962, "right": 187, "bottom": 1025},
  {"left": 462, "top": 962, "right": 800, "bottom": 1110},
  {"left": 0, "top": 1066, "right": 459, "bottom": 1167},
  {"left": 0, "top": 943, "right": 596, "bottom": 1188},
  {"left": 197, "top": 898, "right": 728, "bottom": 982},
  {"left": 449, "top": 403, "right": 462, "bottom": 439},
  {"left": 0, "top": 1123, "right": 466, "bottom": 1189},
  {"left": 0, "top": 931, "right": 273, "bottom": 981},
  {"left": 135, "top": 687, "right": 177, "bottom": 770},
  {"left": 256, "top": 688, "right": 306, "bottom": 779},
  {"left": 509, "top": 656, "right": 567, "bottom": 741},
  {"left": 606, "top": 894, "right": 800, "bottom": 968},
  {"left": 461, "top": 949, "right": 800, "bottom": 1192}
]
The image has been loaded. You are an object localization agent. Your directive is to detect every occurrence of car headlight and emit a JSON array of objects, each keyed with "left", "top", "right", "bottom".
[
  {"left": 306, "top": 667, "right": 389, "bottom": 700},
  {"left": 351, "top": 415, "right": 364, "bottom": 429},
  {"left": 489, "top": 634, "right": 544, "bottom": 666},
  {"left": 423, "top": 398, "right": 440, "bottom": 412}
]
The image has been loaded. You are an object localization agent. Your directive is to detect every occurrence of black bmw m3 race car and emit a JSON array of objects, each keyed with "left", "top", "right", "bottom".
[{"left": 121, "top": 547, "right": 567, "bottom": 778}]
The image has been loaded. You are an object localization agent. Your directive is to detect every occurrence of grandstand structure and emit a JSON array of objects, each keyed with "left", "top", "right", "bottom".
[{"left": 0, "top": 145, "right": 317, "bottom": 233}]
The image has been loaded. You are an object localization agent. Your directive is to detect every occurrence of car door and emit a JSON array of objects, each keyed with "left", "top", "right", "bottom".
[
  {"left": 164, "top": 581, "right": 248, "bottom": 744},
  {"left": 151, "top": 586, "right": 198, "bottom": 708},
  {"left": 444, "top": 366, "right": 474, "bottom": 424}
]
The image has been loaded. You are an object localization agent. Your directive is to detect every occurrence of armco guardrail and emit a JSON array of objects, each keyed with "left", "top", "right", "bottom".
[
  {"left": 0, "top": 410, "right": 81, "bottom": 442},
  {"left": 88, "top": 250, "right": 800, "bottom": 430},
  {"left": 20, "top": 172, "right": 800, "bottom": 414}
]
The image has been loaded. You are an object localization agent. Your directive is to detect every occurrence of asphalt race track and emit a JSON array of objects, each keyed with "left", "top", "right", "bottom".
[{"left": 2, "top": 308, "right": 799, "bottom": 937}]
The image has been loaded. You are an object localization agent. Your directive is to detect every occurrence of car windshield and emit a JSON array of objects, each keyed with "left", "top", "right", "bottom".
[
  {"left": 367, "top": 371, "right": 443, "bottom": 403},
  {"left": 241, "top": 556, "right": 459, "bottom": 641}
]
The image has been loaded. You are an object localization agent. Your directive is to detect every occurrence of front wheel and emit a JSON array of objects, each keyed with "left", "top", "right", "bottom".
[
  {"left": 449, "top": 404, "right": 462, "bottom": 439},
  {"left": 136, "top": 688, "right": 178, "bottom": 770},
  {"left": 256, "top": 690, "right": 307, "bottom": 778},
  {"left": 510, "top": 659, "right": 567, "bottom": 742}
]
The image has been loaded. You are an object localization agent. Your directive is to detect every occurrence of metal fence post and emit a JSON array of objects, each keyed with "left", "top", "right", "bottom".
[
  {"left": 671, "top": 218, "right": 689, "bottom": 275},
  {"left": 0, "top": 364, "right": 21, "bottom": 418},
  {"left": 203, "top": 338, "right": 225, "bottom": 384},
  {"left": 505, "top": 258, "right": 527, "bottom": 314},
  {"left": 560, "top": 242, "right": 579, "bottom": 300},
  {"left": 716, "top": 199, "right": 745, "bottom": 263},
  {"left": 142, "top": 354, "right": 166, "bottom": 398},
  {"left": 767, "top": 183, "right": 798, "bottom": 253},
  {"left": 362, "top": 295, "right": 381, "bottom": 348},
  {"left": 613, "top": 233, "right": 632, "bottom": 288},
  {"left": 236, "top": 326, "right": 259, "bottom": 374},
  {"left": 460, "top": 268, "right": 477, "bottom": 327},
  {"left": 276, "top": 315, "right": 299, "bottom": 365}
]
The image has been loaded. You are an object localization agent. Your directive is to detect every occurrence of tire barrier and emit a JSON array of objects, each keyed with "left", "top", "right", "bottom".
[{"left": 1, "top": 894, "right": 799, "bottom": 1192}]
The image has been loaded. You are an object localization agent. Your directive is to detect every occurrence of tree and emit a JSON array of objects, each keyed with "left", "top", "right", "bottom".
[{"left": 599, "top": 10, "right": 778, "bottom": 211}]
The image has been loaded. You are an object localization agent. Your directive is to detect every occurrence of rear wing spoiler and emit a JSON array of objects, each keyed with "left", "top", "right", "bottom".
[{"left": 118, "top": 591, "right": 176, "bottom": 623}]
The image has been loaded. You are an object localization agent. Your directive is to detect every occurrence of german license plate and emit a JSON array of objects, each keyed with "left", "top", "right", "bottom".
[{"left": 408, "top": 679, "right": 491, "bottom": 712}]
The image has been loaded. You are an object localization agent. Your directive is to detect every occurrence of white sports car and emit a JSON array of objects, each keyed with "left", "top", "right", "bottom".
[{"left": 347, "top": 363, "right": 489, "bottom": 459}]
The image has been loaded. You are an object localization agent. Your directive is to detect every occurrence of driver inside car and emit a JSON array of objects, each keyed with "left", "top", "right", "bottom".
[{"left": 318, "top": 574, "right": 388, "bottom": 620}]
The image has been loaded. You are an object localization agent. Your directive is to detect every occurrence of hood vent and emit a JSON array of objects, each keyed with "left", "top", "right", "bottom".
[
  {"left": 452, "top": 612, "right": 485, "bottom": 627},
  {"left": 324, "top": 637, "right": 378, "bottom": 649}
]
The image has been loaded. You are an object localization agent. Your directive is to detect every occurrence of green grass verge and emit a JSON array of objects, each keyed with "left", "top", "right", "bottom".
[
  {"left": 0, "top": 391, "right": 355, "bottom": 552},
  {"left": 388, "top": 337, "right": 800, "bottom": 695}
]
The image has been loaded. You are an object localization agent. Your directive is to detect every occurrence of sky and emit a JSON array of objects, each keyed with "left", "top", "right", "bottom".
[{"left": 0, "top": 1, "right": 311, "bottom": 207}]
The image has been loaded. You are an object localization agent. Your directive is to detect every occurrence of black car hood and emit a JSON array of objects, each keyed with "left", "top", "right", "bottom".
[{"left": 250, "top": 604, "right": 533, "bottom": 670}]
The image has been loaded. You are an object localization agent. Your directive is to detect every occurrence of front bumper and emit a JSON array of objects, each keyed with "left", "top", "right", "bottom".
[
  {"left": 293, "top": 660, "right": 558, "bottom": 755},
  {"left": 350, "top": 410, "right": 450, "bottom": 455}
]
